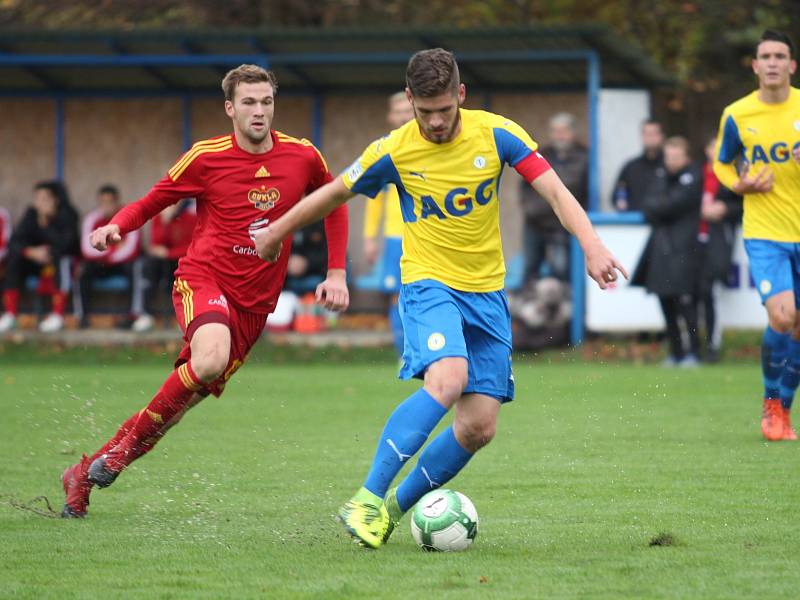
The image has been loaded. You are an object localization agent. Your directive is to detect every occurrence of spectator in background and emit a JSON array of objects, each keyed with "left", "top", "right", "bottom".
[
  {"left": 0, "top": 204, "right": 11, "bottom": 265},
  {"left": 612, "top": 119, "right": 665, "bottom": 212},
  {"left": 132, "top": 198, "right": 197, "bottom": 332},
  {"left": 520, "top": 112, "right": 588, "bottom": 282},
  {"left": 0, "top": 180, "right": 79, "bottom": 333},
  {"left": 284, "top": 219, "right": 329, "bottom": 295},
  {"left": 78, "top": 184, "right": 144, "bottom": 328},
  {"left": 362, "top": 91, "right": 414, "bottom": 357},
  {"left": 631, "top": 136, "right": 703, "bottom": 366},
  {"left": 697, "top": 136, "right": 743, "bottom": 363}
]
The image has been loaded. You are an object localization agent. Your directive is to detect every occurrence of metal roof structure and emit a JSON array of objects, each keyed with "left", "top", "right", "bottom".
[{"left": 0, "top": 25, "right": 673, "bottom": 95}]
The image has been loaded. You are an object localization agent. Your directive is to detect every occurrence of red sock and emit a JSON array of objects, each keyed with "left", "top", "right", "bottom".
[
  {"left": 3, "top": 289, "right": 19, "bottom": 315},
  {"left": 90, "top": 411, "right": 140, "bottom": 463},
  {"left": 52, "top": 291, "right": 67, "bottom": 316},
  {"left": 105, "top": 362, "right": 203, "bottom": 471}
]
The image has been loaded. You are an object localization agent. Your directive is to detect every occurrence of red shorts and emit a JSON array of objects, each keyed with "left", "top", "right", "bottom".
[{"left": 172, "top": 272, "right": 268, "bottom": 397}]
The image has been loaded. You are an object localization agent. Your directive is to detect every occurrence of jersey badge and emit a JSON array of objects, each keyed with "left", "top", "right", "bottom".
[{"left": 248, "top": 185, "right": 280, "bottom": 210}]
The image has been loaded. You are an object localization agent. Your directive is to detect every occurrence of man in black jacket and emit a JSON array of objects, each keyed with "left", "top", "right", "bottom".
[
  {"left": 612, "top": 119, "right": 665, "bottom": 212},
  {"left": 632, "top": 136, "right": 703, "bottom": 366},
  {"left": 0, "top": 181, "right": 80, "bottom": 333},
  {"left": 520, "top": 112, "right": 588, "bottom": 282}
]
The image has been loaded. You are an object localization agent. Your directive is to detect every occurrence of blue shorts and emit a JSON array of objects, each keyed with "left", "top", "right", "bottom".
[
  {"left": 381, "top": 237, "right": 402, "bottom": 293},
  {"left": 744, "top": 239, "right": 800, "bottom": 306},
  {"left": 398, "top": 279, "right": 514, "bottom": 403}
]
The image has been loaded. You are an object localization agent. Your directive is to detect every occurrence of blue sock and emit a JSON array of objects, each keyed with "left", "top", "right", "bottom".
[
  {"left": 779, "top": 339, "right": 800, "bottom": 410},
  {"left": 762, "top": 326, "right": 789, "bottom": 399},
  {"left": 363, "top": 389, "right": 447, "bottom": 498},
  {"left": 396, "top": 426, "right": 473, "bottom": 512},
  {"left": 388, "top": 302, "right": 404, "bottom": 357}
]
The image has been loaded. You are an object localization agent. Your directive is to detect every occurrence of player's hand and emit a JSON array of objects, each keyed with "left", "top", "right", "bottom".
[
  {"left": 363, "top": 237, "right": 379, "bottom": 266},
  {"left": 253, "top": 225, "right": 283, "bottom": 262},
  {"left": 701, "top": 199, "right": 727, "bottom": 222},
  {"left": 733, "top": 165, "right": 774, "bottom": 195},
  {"left": 90, "top": 224, "right": 121, "bottom": 251},
  {"left": 585, "top": 239, "right": 628, "bottom": 290},
  {"left": 316, "top": 269, "right": 349, "bottom": 312}
]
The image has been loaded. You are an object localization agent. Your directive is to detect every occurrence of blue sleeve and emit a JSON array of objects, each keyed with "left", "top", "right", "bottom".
[
  {"left": 493, "top": 127, "right": 535, "bottom": 167},
  {"left": 348, "top": 154, "right": 400, "bottom": 198},
  {"left": 717, "top": 114, "right": 743, "bottom": 164}
]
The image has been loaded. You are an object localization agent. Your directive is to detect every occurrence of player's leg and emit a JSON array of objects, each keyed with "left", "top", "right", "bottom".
[
  {"left": 777, "top": 250, "right": 800, "bottom": 440},
  {"left": 385, "top": 287, "right": 513, "bottom": 539},
  {"left": 339, "top": 282, "right": 467, "bottom": 547},
  {"left": 88, "top": 321, "right": 230, "bottom": 484},
  {"left": 390, "top": 392, "right": 498, "bottom": 518},
  {"left": 746, "top": 240, "right": 796, "bottom": 440},
  {"left": 0, "top": 250, "right": 37, "bottom": 331}
]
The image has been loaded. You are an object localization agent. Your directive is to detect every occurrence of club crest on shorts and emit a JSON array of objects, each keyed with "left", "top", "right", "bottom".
[
  {"left": 248, "top": 185, "right": 280, "bottom": 210},
  {"left": 427, "top": 332, "right": 446, "bottom": 351},
  {"left": 760, "top": 279, "right": 772, "bottom": 295}
]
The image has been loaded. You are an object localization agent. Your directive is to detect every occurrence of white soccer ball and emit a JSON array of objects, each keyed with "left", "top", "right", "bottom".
[{"left": 410, "top": 489, "right": 479, "bottom": 552}]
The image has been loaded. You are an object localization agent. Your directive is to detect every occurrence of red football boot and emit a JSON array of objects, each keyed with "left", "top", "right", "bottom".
[
  {"left": 761, "top": 399, "right": 784, "bottom": 441},
  {"left": 61, "top": 454, "right": 93, "bottom": 518}
]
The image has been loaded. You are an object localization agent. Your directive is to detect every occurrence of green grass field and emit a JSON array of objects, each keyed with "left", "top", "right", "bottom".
[{"left": 1, "top": 349, "right": 799, "bottom": 599}]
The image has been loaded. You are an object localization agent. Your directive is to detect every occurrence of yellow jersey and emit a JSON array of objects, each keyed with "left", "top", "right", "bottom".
[
  {"left": 363, "top": 184, "right": 404, "bottom": 239},
  {"left": 342, "top": 109, "right": 547, "bottom": 292},
  {"left": 714, "top": 87, "right": 800, "bottom": 242}
]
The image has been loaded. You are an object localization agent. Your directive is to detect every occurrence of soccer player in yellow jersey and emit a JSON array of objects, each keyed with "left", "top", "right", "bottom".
[
  {"left": 362, "top": 92, "right": 414, "bottom": 356},
  {"left": 255, "top": 48, "right": 626, "bottom": 548},
  {"left": 714, "top": 30, "right": 800, "bottom": 442}
]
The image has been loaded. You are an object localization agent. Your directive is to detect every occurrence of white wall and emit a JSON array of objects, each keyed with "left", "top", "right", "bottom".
[{"left": 598, "top": 89, "right": 651, "bottom": 212}]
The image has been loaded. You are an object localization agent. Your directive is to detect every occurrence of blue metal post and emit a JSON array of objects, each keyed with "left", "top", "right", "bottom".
[
  {"left": 55, "top": 96, "right": 65, "bottom": 180},
  {"left": 182, "top": 95, "right": 192, "bottom": 150},
  {"left": 587, "top": 51, "right": 601, "bottom": 212},
  {"left": 312, "top": 93, "right": 323, "bottom": 149},
  {"left": 570, "top": 51, "right": 602, "bottom": 346}
]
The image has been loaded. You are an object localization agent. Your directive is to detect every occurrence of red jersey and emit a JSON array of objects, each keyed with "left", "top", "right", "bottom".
[
  {"left": 111, "top": 130, "right": 348, "bottom": 314},
  {"left": 0, "top": 206, "right": 10, "bottom": 262},
  {"left": 150, "top": 201, "right": 198, "bottom": 260}
]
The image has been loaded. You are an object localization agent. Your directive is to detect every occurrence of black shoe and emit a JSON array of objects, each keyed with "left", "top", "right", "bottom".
[
  {"left": 87, "top": 456, "right": 120, "bottom": 488},
  {"left": 705, "top": 348, "right": 721, "bottom": 364}
]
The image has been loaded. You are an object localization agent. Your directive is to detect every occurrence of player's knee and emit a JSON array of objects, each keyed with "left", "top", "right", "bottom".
[
  {"left": 456, "top": 416, "right": 496, "bottom": 452},
  {"left": 425, "top": 374, "right": 467, "bottom": 406},
  {"left": 191, "top": 345, "right": 229, "bottom": 382},
  {"left": 770, "top": 310, "right": 795, "bottom": 334}
]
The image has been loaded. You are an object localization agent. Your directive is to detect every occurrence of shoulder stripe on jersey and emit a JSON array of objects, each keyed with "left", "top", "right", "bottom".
[
  {"left": 276, "top": 131, "right": 329, "bottom": 171},
  {"left": 168, "top": 139, "right": 232, "bottom": 181},
  {"left": 717, "top": 114, "right": 743, "bottom": 164},
  {"left": 168, "top": 137, "right": 231, "bottom": 179}
]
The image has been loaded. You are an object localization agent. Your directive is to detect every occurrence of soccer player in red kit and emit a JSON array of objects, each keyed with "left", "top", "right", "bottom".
[{"left": 60, "top": 64, "right": 349, "bottom": 518}]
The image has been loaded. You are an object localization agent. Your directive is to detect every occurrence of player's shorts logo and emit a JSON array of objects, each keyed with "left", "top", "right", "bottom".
[
  {"left": 248, "top": 186, "right": 280, "bottom": 210},
  {"left": 427, "top": 332, "right": 446, "bottom": 351},
  {"left": 760, "top": 279, "right": 772, "bottom": 295},
  {"left": 473, "top": 156, "right": 486, "bottom": 169}
]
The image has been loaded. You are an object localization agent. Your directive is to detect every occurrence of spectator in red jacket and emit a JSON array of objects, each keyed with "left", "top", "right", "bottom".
[
  {"left": 78, "top": 184, "right": 143, "bottom": 327},
  {"left": 131, "top": 198, "right": 197, "bottom": 332}
]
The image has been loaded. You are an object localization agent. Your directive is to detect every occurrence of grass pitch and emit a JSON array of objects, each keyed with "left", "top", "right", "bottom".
[{"left": 1, "top": 348, "right": 799, "bottom": 598}]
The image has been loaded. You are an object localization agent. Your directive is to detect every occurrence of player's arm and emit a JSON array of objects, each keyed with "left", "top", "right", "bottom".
[
  {"left": 530, "top": 169, "right": 627, "bottom": 289},
  {"left": 92, "top": 152, "right": 205, "bottom": 251},
  {"left": 255, "top": 177, "right": 354, "bottom": 262},
  {"left": 712, "top": 112, "right": 773, "bottom": 195}
]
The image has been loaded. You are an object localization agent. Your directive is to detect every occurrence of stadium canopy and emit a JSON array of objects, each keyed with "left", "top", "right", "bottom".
[{"left": 0, "top": 25, "right": 672, "bottom": 95}]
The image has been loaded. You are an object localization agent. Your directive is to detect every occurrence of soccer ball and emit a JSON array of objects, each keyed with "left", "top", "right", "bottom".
[{"left": 410, "top": 489, "right": 479, "bottom": 552}]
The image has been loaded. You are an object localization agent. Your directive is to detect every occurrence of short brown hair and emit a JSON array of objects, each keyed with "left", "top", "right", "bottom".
[
  {"left": 221, "top": 64, "right": 278, "bottom": 101},
  {"left": 664, "top": 136, "right": 690, "bottom": 154},
  {"left": 406, "top": 48, "right": 460, "bottom": 97}
]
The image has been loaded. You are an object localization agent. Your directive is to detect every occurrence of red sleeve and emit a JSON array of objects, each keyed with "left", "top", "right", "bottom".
[
  {"left": 305, "top": 145, "right": 334, "bottom": 195},
  {"left": 323, "top": 203, "right": 348, "bottom": 270},
  {"left": 514, "top": 151, "right": 552, "bottom": 183},
  {"left": 111, "top": 160, "right": 204, "bottom": 235},
  {"left": 703, "top": 162, "right": 720, "bottom": 196}
]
